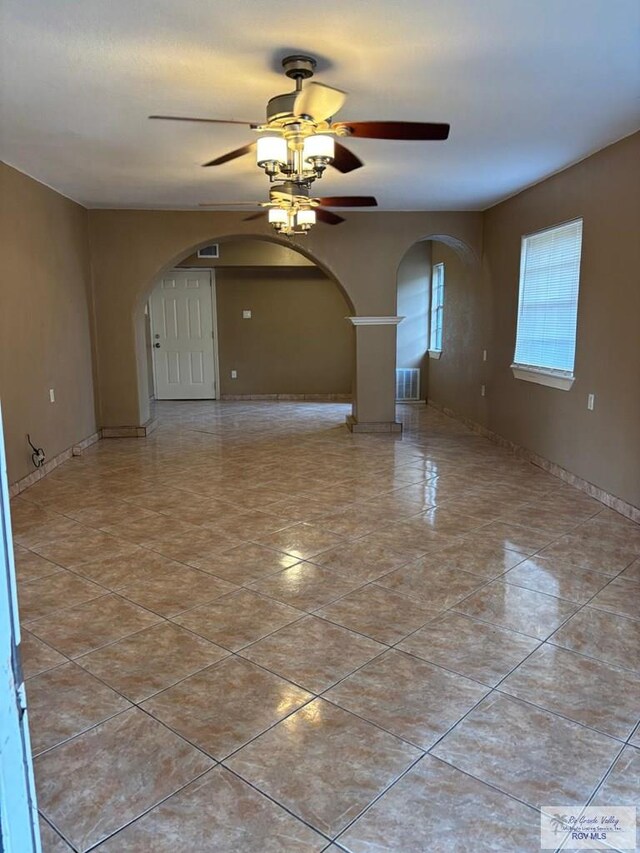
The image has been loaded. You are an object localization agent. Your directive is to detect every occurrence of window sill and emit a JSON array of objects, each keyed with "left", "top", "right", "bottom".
[
  {"left": 511, "top": 364, "right": 575, "bottom": 390},
  {"left": 428, "top": 350, "right": 442, "bottom": 360}
]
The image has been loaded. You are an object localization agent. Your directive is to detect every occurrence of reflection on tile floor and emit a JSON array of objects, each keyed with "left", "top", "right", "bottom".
[{"left": 12, "top": 401, "right": 640, "bottom": 852}]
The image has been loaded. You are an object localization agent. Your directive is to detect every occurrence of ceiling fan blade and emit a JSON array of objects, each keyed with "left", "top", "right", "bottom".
[
  {"left": 331, "top": 142, "right": 364, "bottom": 174},
  {"left": 149, "top": 115, "right": 257, "bottom": 126},
  {"left": 244, "top": 211, "right": 267, "bottom": 221},
  {"left": 316, "top": 208, "right": 345, "bottom": 226},
  {"left": 202, "top": 142, "right": 256, "bottom": 167},
  {"left": 198, "top": 202, "right": 261, "bottom": 207},
  {"left": 294, "top": 82, "right": 347, "bottom": 121},
  {"left": 318, "top": 196, "right": 377, "bottom": 208},
  {"left": 334, "top": 121, "right": 450, "bottom": 140}
]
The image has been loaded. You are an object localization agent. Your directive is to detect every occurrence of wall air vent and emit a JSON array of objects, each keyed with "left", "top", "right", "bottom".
[
  {"left": 197, "top": 244, "right": 219, "bottom": 259},
  {"left": 396, "top": 368, "right": 421, "bottom": 401}
]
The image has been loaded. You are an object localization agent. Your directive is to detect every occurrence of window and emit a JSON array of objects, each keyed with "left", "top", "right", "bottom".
[
  {"left": 512, "top": 219, "right": 583, "bottom": 390},
  {"left": 429, "top": 262, "right": 445, "bottom": 356}
]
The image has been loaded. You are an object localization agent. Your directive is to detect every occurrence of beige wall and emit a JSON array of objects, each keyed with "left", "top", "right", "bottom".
[
  {"left": 86, "top": 210, "right": 482, "bottom": 427},
  {"left": 396, "top": 241, "right": 431, "bottom": 398},
  {"left": 482, "top": 131, "right": 640, "bottom": 508},
  {"left": 0, "top": 163, "right": 96, "bottom": 483},
  {"left": 178, "top": 241, "right": 314, "bottom": 267},
  {"left": 427, "top": 241, "right": 489, "bottom": 424},
  {"left": 215, "top": 267, "right": 353, "bottom": 396}
]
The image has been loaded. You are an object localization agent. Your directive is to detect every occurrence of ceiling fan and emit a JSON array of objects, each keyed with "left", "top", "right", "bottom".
[{"left": 150, "top": 54, "right": 450, "bottom": 234}]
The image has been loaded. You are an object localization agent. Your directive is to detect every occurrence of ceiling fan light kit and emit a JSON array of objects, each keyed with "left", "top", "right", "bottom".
[{"left": 150, "top": 54, "right": 450, "bottom": 236}]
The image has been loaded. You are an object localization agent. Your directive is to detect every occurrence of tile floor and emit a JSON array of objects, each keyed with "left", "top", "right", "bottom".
[{"left": 12, "top": 400, "right": 640, "bottom": 852}]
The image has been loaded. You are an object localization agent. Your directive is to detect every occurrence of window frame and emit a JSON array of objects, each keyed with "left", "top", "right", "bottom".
[
  {"left": 429, "top": 261, "right": 445, "bottom": 359},
  {"left": 511, "top": 218, "right": 583, "bottom": 390}
]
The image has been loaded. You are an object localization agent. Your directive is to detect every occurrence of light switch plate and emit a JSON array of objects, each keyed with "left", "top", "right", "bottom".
[{"left": 242, "top": 310, "right": 252, "bottom": 319}]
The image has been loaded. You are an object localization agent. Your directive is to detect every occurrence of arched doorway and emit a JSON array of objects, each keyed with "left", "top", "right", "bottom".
[
  {"left": 396, "top": 234, "right": 483, "bottom": 421},
  {"left": 135, "top": 236, "right": 356, "bottom": 426}
]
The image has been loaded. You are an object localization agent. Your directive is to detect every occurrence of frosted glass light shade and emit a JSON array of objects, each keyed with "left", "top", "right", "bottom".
[
  {"left": 303, "top": 135, "right": 334, "bottom": 162},
  {"left": 268, "top": 208, "right": 288, "bottom": 224},
  {"left": 257, "top": 136, "right": 288, "bottom": 166},
  {"left": 296, "top": 209, "right": 316, "bottom": 226}
]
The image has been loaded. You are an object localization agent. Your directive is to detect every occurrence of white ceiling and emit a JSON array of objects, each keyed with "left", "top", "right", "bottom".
[{"left": 1, "top": 0, "right": 639, "bottom": 210}]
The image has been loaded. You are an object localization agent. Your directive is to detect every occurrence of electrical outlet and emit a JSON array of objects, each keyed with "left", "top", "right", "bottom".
[
  {"left": 587, "top": 393, "right": 595, "bottom": 411},
  {"left": 481, "top": 384, "right": 486, "bottom": 397},
  {"left": 482, "top": 349, "right": 487, "bottom": 362},
  {"left": 231, "top": 370, "right": 237, "bottom": 379},
  {"left": 49, "top": 388, "right": 55, "bottom": 403},
  {"left": 242, "top": 310, "right": 252, "bottom": 319}
]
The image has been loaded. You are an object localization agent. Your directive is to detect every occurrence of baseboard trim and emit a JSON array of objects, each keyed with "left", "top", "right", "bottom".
[
  {"left": 101, "top": 418, "right": 159, "bottom": 439},
  {"left": 427, "top": 400, "right": 640, "bottom": 523},
  {"left": 346, "top": 415, "right": 403, "bottom": 434},
  {"left": 9, "top": 431, "right": 100, "bottom": 498},
  {"left": 220, "top": 394, "right": 352, "bottom": 402}
]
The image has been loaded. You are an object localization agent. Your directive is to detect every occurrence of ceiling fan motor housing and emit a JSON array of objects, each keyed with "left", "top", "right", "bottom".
[{"left": 266, "top": 91, "right": 299, "bottom": 122}]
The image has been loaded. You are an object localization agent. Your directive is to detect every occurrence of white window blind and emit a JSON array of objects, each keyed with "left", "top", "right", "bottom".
[
  {"left": 429, "top": 262, "right": 445, "bottom": 352},
  {"left": 513, "top": 219, "right": 583, "bottom": 375}
]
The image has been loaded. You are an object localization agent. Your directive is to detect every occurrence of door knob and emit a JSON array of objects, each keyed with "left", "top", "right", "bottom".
[{"left": 154, "top": 343, "right": 161, "bottom": 348}]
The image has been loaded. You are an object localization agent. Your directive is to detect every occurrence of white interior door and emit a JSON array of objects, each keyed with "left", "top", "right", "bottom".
[{"left": 149, "top": 270, "right": 217, "bottom": 400}]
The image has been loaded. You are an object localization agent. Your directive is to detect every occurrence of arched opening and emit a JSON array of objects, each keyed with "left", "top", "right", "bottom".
[
  {"left": 396, "top": 234, "right": 482, "bottom": 419},
  {"left": 135, "top": 235, "right": 356, "bottom": 426}
]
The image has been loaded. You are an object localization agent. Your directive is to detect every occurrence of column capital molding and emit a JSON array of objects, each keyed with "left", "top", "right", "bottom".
[{"left": 346, "top": 316, "right": 405, "bottom": 326}]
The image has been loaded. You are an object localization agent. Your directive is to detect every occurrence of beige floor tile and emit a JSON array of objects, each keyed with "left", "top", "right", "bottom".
[
  {"left": 503, "top": 556, "right": 611, "bottom": 604},
  {"left": 316, "top": 583, "right": 437, "bottom": 644},
  {"left": 410, "top": 538, "right": 525, "bottom": 579},
  {"left": 591, "top": 745, "right": 639, "bottom": 808},
  {"left": 550, "top": 607, "right": 640, "bottom": 673},
  {"left": 173, "top": 589, "right": 304, "bottom": 651},
  {"left": 431, "top": 693, "right": 620, "bottom": 809},
  {"left": 377, "top": 559, "right": 486, "bottom": 609},
  {"left": 71, "top": 549, "right": 175, "bottom": 589},
  {"left": 403, "top": 506, "right": 487, "bottom": 537},
  {"left": 311, "top": 538, "right": 411, "bottom": 583},
  {"left": 117, "top": 562, "right": 236, "bottom": 617},
  {"left": 94, "top": 767, "right": 325, "bottom": 852},
  {"left": 325, "top": 649, "right": 488, "bottom": 749},
  {"left": 21, "top": 630, "right": 67, "bottom": 679},
  {"left": 257, "top": 523, "right": 346, "bottom": 560},
  {"left": 455, "top": 581, "right": 578, "bottom": 639},
  {"left": 338, "top": 755, "right": 543, "bottom": 853},
  {"left": 588, "top": 578, "right": 640, "bottom": 622},
  {"left": 501, "top": 644, "right": 640, "bottom": 739},
  {"left": 151, "top": 528, "right": 240, "bottom": 563},
  {"left": 142, "top": 657, "right": 312, "bottom": 758},
  {"left": 362, "top": 523, "right": 456, "bottom": 561},
  {"left": 18, "top": 570, "right": 105, "bottom": 622},
  {"left": 537, "top": 532, "right": 637, "bottom": 576},
  {"left": 13, "top": 546, "right": 61, "bottom": 583},
  {"left": 248, "top": 562, "right": 362, "bottom": 611},
  {"left": 241, "top": 615, "right": 385, "bottom": 693},
  {"left": 191, "top": 542, "right": 300, "bottom": 584},
  {"left": 77, "top": 621, "right": 228, "bottom": 702},
  {"left": 398, "top": 611, "right": 539, "bottom": 685},
  {"left": 619, "top": 556, "right": 640, "bottom": 582},
  {"left": 35, "top": 707, "right": 213, "bottom": 852},
  {"left": 31, "top": 531, "right": 140, "bottom": 569},
  {"left": 26, "top": 662, "right": 130, "bottom": 754},
  {"left": 28, "top": 594, "right": 162, "bottom": 657},
  {"left": 226, "top": 698, "right": 420, "bottom": 837},
  {"left": 465, "top": 520, "right": 557, "bottom": 555},
  {"left": 39, "top": 817, "right": 73, "bottom": 852},
  {"left": 10, "top": 402, "right": 630, "bottom": 852}
]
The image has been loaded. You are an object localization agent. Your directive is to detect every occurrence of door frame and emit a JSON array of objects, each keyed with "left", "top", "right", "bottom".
[
  {"left": 149, "top": 268, "right": 220, "bottom": 401},
  {"left": 0, "top": 402, "right": 42, "bottom": 853}
]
